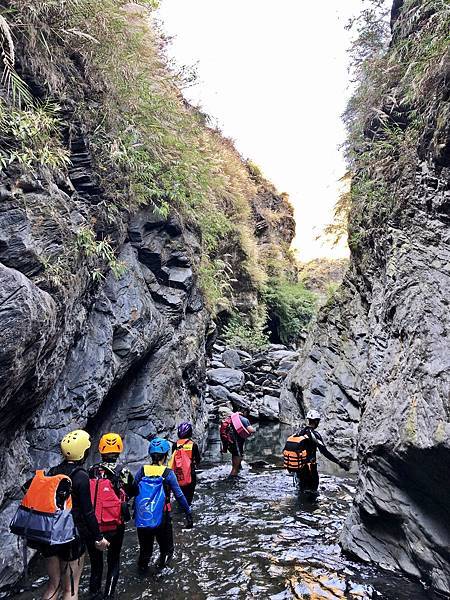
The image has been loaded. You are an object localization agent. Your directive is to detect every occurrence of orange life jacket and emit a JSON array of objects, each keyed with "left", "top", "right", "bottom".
[
  {"left": 283, "top": 435, "right": 308, "bottom": 472},
  {"left": 21, "top": 470, "right": 72, "bottom": 513},
  {"left": 10, "top": 470, "right": 78, "bottom": 547}
]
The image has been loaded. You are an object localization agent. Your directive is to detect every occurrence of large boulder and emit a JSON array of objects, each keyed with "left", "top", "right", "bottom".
[
  {"left": 221, "top": 349, "right": 242, "bottom": 369},
  {"left": 267, "top": 350, "right": 298, "bottom": 363},
  {"left": 208, "top": 385, "right": 230, "bottom": 402},
  {"left": 207, "top": 368, "right": 245, "bottom": 391}
]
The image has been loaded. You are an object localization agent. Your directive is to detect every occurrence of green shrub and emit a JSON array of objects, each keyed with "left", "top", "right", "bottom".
[
  {"left": 223, "top": 306, "right": 269, "bottom": 353},
  {"left": 198, "top": 257, "right": 233, "bottom": 315},
  {"left": 0, "top": 101, "right": 69, "bottom": 170},
  {"left": 264, "top": 278, "right": 317, "bottom": 345},
  {"left": 76, "top": 226, "right": 126, "bottom": 281}
]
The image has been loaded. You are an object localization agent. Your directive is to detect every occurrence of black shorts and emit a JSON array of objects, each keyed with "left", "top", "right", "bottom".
[
  {"left": 223, "top": 437, "right": 245, "bottom": 457},
  {"left": 38, "top": 538, "right": 86, "bottom": 562}
]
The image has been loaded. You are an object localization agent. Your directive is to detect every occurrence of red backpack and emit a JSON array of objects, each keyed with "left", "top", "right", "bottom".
[
  {"left": 172, "top": 440, "right": 193, "bottom": 487},
  {"left": 89, "top": 465, "right": 127, "bottom": 533},
  {"left": 219, "top": 416, "right": 234, "bottom": 444}
]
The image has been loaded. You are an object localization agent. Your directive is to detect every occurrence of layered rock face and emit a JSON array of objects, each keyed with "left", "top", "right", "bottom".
[
  {"left": 0, "top": 169, "right": 211, "bottom": 586},
  {"left": 0, "top": 12, "right": 296, "bottom": 592},
  {"left": 281, "top": 0, "right": 450, "bottom": 595}
]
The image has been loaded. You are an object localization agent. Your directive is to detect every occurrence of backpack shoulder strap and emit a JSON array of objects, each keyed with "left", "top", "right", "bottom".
[
  {"left": 161, "top": 468, "right": 171, "bottom": 503},
  {"left": 88, "top": 463, "right": 101, "bottom": 479}
]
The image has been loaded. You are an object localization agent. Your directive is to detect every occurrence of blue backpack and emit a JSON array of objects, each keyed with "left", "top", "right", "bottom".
[{"left": 134, "top": 465, "right": 169, "bottom": 529}]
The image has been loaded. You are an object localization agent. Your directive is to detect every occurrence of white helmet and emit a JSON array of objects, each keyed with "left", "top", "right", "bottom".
[{"left": 306, "top": 409, "right": 321, "bottom": 421}]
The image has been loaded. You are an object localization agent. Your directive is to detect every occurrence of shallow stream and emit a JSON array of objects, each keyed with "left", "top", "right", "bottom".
[{"left": 13, "top": 424, "right": 435, "bottom": 599}]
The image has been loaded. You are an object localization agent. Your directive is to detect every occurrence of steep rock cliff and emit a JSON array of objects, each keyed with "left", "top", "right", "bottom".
[
  {"left": 0, "top": 1, "right": 295, "bottom": 588},
  {"left": 281, "top": 0, "right": 450, "bottom": 595}
]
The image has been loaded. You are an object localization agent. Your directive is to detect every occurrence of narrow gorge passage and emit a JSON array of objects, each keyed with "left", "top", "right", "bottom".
[{"left": 11, "top": 425, "right": 434, "bottom": 600}]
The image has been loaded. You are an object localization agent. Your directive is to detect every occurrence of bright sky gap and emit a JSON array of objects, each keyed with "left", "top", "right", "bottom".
[{"left": 157, "top": 0, "right": 366, "bottom": 261}]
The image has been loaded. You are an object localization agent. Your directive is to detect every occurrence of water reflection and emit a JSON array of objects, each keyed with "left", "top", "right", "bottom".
[{"left": 12, "top": 423, "right": 434, "bottom": 599}]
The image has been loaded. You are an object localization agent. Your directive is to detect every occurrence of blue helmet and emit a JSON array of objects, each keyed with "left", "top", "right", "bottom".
[{"left": 149, "top": 437, "right": 170, "bottom": 455}]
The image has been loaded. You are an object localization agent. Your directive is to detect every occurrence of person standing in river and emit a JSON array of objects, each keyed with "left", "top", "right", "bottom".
[
  {"left": 171, "top": 422, "right": 201, "bottom": 505},
  {"left": 283, "top": 410, "right": 349, "bottom": 495},
  {"left": 220, "top": 408, "right": 255, "bottom": 477},
  {"left": 87, "top": 433, "right": 135, "bottom": 600},
  {"left": 15, "top": 430, "right": 110, "bottom": 600},
  {"left": 134, "top": 437, "right": 193, "bottom": 572}
]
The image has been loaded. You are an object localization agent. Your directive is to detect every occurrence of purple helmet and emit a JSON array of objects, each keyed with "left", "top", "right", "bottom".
[{"left": 177, "top": 422, "right": 193, "bottom": 439}]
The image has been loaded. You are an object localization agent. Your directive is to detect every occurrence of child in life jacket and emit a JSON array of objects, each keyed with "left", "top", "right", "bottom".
[
  {"left": 134, "top": 437, "right": 193, "bottom": 573},
  {"left": 171, "top": 422, "right": 201, "bottom": 505},
  {"left": 17, "top": 430, "right": 109, "bottom": 600},
  {"left": 87, "top": 433, "right": 134, "bottom": 600}
]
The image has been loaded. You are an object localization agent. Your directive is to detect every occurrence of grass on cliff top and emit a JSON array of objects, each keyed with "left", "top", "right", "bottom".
[
  {"left": 339, "top": 0, "right": 450, "bottom": 245},
  {"left": 0, "top": 0, "right": 297, "bottom": 312}
]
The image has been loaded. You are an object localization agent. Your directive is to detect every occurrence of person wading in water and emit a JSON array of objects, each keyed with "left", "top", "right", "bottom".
[
  {"left": 87, "top": 433, "right": 135, "bottom": 600},
  {"left": 134, "top": 437, "right": 193, "bottom": 572},
  {"left": 171, "top": 422, "right": 201, "bottom": 505},
  {"left": 283, "top": 410, "right": 349, "bottom": 495},
  {"left": 14, "top": 430, "right": 110, "bottom": 600},
  {"left": 220, "top": 408, "right": 255, "bottom": 477}
]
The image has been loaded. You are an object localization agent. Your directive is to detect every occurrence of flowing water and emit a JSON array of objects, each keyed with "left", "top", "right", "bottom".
[{"left": 12, "top": 424, "right": 436, "bottom": 600}]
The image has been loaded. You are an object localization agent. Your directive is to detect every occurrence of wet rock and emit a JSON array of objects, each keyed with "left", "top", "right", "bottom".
[
  {"left": 161, "top": 266, "right": 193, "bottom": 290},
  {"left": 259, "top": 395, "right": 280, "bottom": 420},
  {"left": 210, "top": 360, "right": 225, "bottom": 369},
  {"left": 236, "top": 349, "right": 252, "bottom": 359},
  {"left": 267, "top": 350, "right": 298, "bottom": 363},
  {"left": 278, "top": 360, "right": 296, "bottom": 373},
  {"left": 262, "top": 387, "right": 281, "bottom": 398},
  {"left": 229, "top": 392, "right": 249, "bottom": 411},
  {"left": 208, "top": 385, "right": 230, "bottom": 402},
  {"left": 221, "top": 349, "right": 242, "bottom": 369},
  {"left": 207, "top": 368, "right": 245, "bottom": 391},
  {"left": 268, "top": 343, "right": 287, "bottom": 351}
]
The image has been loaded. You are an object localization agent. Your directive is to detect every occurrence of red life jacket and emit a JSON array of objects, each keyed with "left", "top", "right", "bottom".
[
  {"left": 172, "top": 439, "right": 193, "bottom": 487},
  {"left": 220, "top": 416, "right": 234, "bottom": 444},
  {"left": 89, "top": 465, "right": 127, "bottom": 533}
]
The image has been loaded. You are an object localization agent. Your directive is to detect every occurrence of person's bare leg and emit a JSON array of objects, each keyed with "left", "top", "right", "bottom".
[
  {"left": 61, "top": 555, "right": 85, "bottom": 600},
  {"left": 231, "top": 455, "right": 241, "bottom": 476},
  {"left": 42, "top": 556, "right": 60, "bottom": 600}
]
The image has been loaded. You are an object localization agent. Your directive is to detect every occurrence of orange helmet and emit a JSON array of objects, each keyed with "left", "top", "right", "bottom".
[{"left": 98, "top": 433, "right": 123, "bottom": 455}]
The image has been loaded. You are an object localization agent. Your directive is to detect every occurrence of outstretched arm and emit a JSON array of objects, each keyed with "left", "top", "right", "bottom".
[
  {"left": 166, "top": 471, "right": 191, "bottom": 515},
  {"left": 313, "top": 431, "right": 348, "bottom": 468}
]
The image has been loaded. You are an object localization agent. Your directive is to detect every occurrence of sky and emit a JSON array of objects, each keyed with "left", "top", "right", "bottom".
[{"left": 157, "top": 0, "right": 365, "bottom": 261}]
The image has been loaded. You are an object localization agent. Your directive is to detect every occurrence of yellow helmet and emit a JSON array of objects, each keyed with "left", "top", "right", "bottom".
[
  {"left": 98, "top": 433, "right": 124, "bottom": 455},
  {"left": 60, "top": 430, "right": 91, "bottom": 461}
]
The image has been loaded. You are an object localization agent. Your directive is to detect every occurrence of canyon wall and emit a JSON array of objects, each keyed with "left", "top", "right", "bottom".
[
  {"left": 0, "top": 2, "right": 295, "bottom": 587},
  {"left": 281, "top": 0, "right": 450, "bottom": 594}
]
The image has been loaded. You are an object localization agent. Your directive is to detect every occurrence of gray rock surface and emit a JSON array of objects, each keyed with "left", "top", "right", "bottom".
[
  {"left": 221, "top": 349, "right": 242, "bottom": 369},
  {"left": 280, "top": 2, "right": 450, "bottom": 595},
  {"left": 0, "top": 180, "right": 211, "bottom": 587},
  {"left": 206, "top": 368, "right": 245, "bottom": 391},
  {"left": 259, "top": 395, "right": 280, "bottom": 421},
  {"left": 267, "top": 349, "right": 298, "bottom": 363}
]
